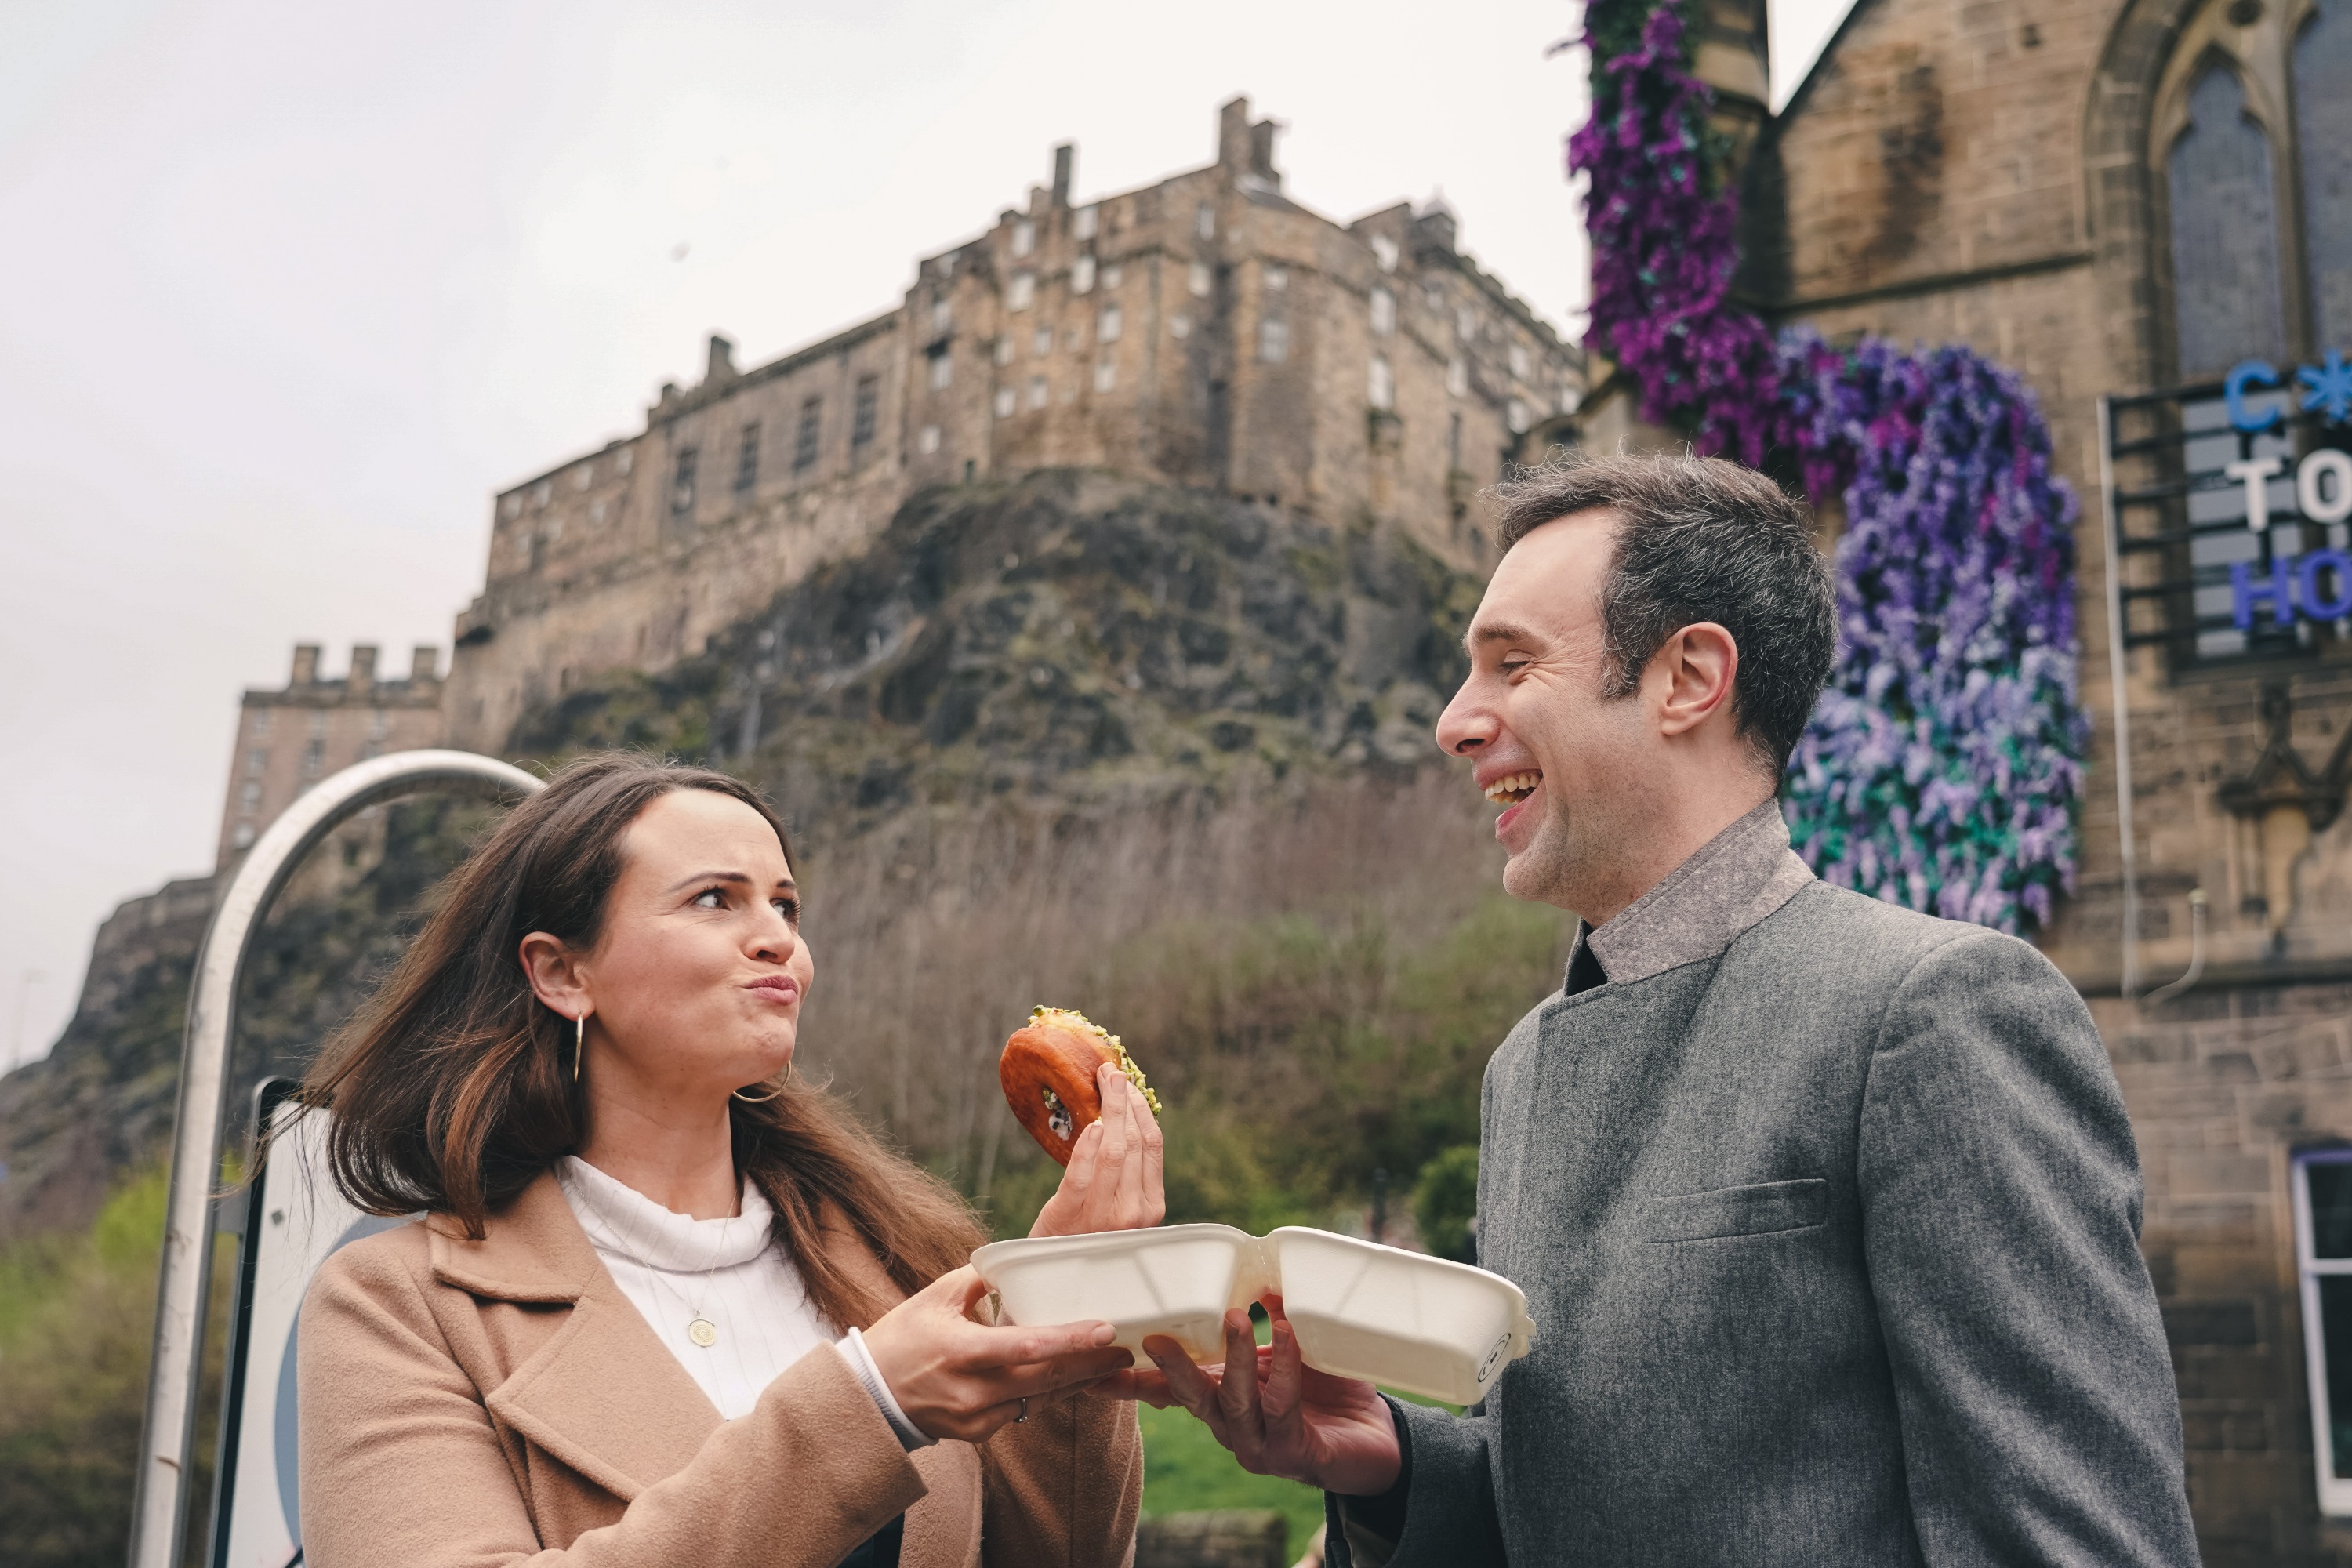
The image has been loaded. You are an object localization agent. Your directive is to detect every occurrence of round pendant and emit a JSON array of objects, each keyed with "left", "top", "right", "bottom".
[{"left": 687, "top": 1317, "right": 718, "bottom": 1348}]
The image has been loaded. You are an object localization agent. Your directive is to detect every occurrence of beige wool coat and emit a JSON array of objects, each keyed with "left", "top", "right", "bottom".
[{"left": 296, "top": 1171, "right": 1142, "bottom": 1568}]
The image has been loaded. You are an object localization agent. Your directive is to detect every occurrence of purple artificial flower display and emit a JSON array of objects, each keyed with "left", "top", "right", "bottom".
[{"left": 1570, "top": 0, "right": 2089, "bottom": 933}]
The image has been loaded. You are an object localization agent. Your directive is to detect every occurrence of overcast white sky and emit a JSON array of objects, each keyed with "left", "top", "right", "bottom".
[{"left": 0, "top": 0, "right": 1849, "bottom": 1069}]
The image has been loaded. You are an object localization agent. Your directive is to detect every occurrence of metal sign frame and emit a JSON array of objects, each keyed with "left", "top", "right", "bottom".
[{"left": 128, "top": 750, "right": 542, "bottom": 1568}]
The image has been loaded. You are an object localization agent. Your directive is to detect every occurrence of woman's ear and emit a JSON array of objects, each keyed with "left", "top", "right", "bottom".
[{"left": 518, "top": 932, "right": 593, "bottom": 1022}]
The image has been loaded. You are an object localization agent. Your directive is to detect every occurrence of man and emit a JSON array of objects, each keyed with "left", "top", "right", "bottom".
[{"left": 1125, "top": 452, "right": 2198, "bottom": 1566}]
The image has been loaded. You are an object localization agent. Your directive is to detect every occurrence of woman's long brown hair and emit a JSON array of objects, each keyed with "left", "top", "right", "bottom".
[{"left": 300, "top": 751, "right": 984, "bottom": 1328}]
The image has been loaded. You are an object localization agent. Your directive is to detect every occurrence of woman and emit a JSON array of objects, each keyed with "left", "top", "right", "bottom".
[{"left": 295, "top": 753, "right": 1161, "bottom": 1568}]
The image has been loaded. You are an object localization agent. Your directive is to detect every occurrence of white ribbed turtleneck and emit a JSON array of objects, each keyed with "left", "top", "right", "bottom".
[{"left": 554, "top": 1155, "right": 927, "bottom": 1446}]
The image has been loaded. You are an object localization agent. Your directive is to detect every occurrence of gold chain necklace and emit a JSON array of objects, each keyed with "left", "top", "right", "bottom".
[{"left": 608, "top": 1194, "right": 737, "bottom": 1349}]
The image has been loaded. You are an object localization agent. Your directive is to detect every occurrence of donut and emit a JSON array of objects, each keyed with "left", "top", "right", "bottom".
[{"left": 1000, "top": 1007, "right": 1161, "bottom": 1165}]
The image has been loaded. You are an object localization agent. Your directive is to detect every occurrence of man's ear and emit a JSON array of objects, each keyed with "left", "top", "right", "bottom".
[
  {"left": 1652, "top": 622, "right": 1739, "bottom": 739},
  {"left": 519, "top": 932, "right": 593, "bottom": 1022}
]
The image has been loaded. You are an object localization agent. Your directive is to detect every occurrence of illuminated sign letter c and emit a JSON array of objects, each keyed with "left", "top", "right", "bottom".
[{"left": 2228, "top": 359, "right": 2284, "bottom": 433}]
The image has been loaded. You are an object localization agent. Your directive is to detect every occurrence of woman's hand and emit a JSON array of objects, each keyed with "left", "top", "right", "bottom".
[
  {"left": 861, "top": 1266, "right": 1132, "bottom": 1442},
  {"left": 1029, "top": 1064, "right": 1166, "bottom": 1238}
]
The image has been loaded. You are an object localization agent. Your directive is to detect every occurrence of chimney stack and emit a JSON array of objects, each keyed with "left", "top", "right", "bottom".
[
  {"left": 349, "top": 644, "right": 378, "bottom": 695},
  {"left": 410, "top": 644, "right": 441, "bottom": 683},
  {"left": 1051, "top": 143, "right": 1074, "bottom": 208},
  {"left": 1217, "top": 96, "right": 1251, "bottom": 172},
  {"left": 291, "top": 644, "right": 321, "bottom": 685},
  {"left": 1249, "top": 118, "right": 1280, "bottom": 185},
  {"left": 706, "top": 333, "right": 736, "bottom": 383}
]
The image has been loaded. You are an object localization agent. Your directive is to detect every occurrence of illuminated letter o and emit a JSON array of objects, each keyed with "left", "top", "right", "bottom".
[{"left": 2299, "top": 448, "right": 2352, "bottom": 525}]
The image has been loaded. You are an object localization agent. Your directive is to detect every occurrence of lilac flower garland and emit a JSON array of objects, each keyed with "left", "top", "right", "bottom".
[{"left": 1570, "top": 0, "right": 2089, "bottom": 933}]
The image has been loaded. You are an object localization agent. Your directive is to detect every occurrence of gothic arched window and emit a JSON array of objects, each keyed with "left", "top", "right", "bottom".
[
  {"left": 2169, "top": 63, "right": 2288, "bottom": 377},
  {"left": 2296, "top": 0, "right": 2352, "bottom": 344}
]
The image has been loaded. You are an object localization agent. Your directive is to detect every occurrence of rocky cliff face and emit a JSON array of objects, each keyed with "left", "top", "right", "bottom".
[
  {"left": 0, "top": 472, "right": 1494, "bottom": 1240},
  {"left": 517, "top": 470, "right": 1483, "bottom": 839}
]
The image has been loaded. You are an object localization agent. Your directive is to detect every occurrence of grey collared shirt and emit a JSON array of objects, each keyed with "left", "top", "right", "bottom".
[{"left": 1568, "top": 797, "right": 1816, "bottom": 992}]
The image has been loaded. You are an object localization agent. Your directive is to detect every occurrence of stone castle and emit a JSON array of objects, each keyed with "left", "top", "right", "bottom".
[
  {"left": 208, "top": 96, "right": 1584, "bottom": 859},
  {"left": 437, "top": 97, "right": 1582, "bottom": 756}
]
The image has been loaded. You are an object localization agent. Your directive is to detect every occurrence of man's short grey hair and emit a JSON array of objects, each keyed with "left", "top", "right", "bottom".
[{"left": 1489, "top": 450, "right": 1837, "bottom": 774}]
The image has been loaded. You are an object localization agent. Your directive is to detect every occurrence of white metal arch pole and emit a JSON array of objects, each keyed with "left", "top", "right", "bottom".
[{"left": 127, "top": 750, "right": 543, "bottom": 1568}]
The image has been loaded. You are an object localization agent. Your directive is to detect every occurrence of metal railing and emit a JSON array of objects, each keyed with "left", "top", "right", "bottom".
[{"left": 127, "top": 750, "right": 542, "bottom": 1568}]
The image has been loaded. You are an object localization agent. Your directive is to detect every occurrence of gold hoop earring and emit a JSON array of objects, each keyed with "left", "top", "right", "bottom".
[
  {"left": 732, "top": 1058, "right": 793, "bottom": 1104},
  {"left": 573, "top": 1014, "right": 587, "bottom": 1083}
]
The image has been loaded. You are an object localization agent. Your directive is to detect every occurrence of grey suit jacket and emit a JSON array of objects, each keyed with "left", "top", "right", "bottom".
[{"left": 1336, "top": 825, "right": 2198, "bottom": 1566}]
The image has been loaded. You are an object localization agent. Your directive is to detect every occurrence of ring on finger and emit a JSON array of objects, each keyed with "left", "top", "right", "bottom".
[{"left": 1015, "top": 1396, "right": 1028, "bottom": 1424}]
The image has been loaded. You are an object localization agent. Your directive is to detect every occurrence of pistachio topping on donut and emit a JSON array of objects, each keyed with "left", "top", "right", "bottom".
[{"left": 1028, "top": 1005, "right": 1162, "bottom": 1113}]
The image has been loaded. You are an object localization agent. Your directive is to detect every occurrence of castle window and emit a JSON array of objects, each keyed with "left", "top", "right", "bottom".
[
  {"left": 574, "top": 463, "right": 593, "bottom": 490},
  {"left": 1094, "top": 358, "right": 1117, "bottom": 393},
  {"left": 1370, "top": 234, "right": 1399, "bottom": 272},
  {"left": 1171, "top": 314, "right": 1192, "bottom": 339},
  {"left": 1195, "top": 203, "right": 1215, "bottom": 240},
  {"left": 1265, "top": 264, "right": 1287, "bottom": 292},
  {"left": 1449, "top": 411, "right": 1463, "bottom": 470},
  {"left": 1102, "top": 264, "right": 1123, "bottom": 289},
  {"left": 1424, "top": 281, "right": 1444, "bottom": 314},
  {"left": 1457, "top": 305, "right": 1478, "bottom": 344},
  {"left": 794, "top": 399, "right": 822, "bottom": 472},
  {"left": 995, "top": 387, "right": 1017, "bottom": 419},
  {"left": 1447, "top": 358, "right": 1468, "bottom": 398},
  {"left": 931, "top": 297, "right": 952, "bottom": 336},
  {"left": 1008, "top": 271, "right": 1035, "bottom": 312},
  {"left": 919, "top": 423, "right": 941, "bottom": 454},
  {"left": 1012, "top": 220, "right": 1035, "bottom": 258},
  {"left": 1509, "top": 343, "right": 1531, "bottom": 379},
  {"left": 1189, "top": 262, "right": 1212, "bottom": 299},
  {"left": 671, "top": 448, "right": 698, "bottom": 517},
  {"left": 929, "top": 348, "right": 953, "bottom": 390},
  {"left": 1559, "top": 383, "right": 1581, "bottom": 416},
  {"left": 737, "top": 422, "right": 762, "bottom": 492},
  {"left": 1098, "top": 303, "right": 1123, "bottom": 343},
  {"left": 1033, "top": 327, "right": 1053, "bottom": 358},
  {"left": 1370, "top": 288, "right": 1395, "bottom": 336},
  {"left": 501, "top": 494, "right": 521, "bottom": 521},
  {"left": 240, "top": 781, "right": 262, "bottom": 811},
  {"left": 1073, "top": 255, "right": 1096, "bottom": 295},
  {"left": 1508, "top": 397, "right": 1530, "bottom": 434},
  {"left": 1028, "top": 375, "right": 1048, "bottom": 409},
  {"left": 301, "top": 739, "right": 324, "bottom": 779},
  {"left": 1074, "top": 204, "right": 1098, "bottom": 241},
  {"left": 1259, "top": 318, "right": 1289, "bottom": 363},
  {"left": 1369, "top": 355, "right": 1395, "bottom": 411},
  {"left": 245, "top": 747, "right": 267, "bottom": 776},
  {"left": 617, "top": 447, "right": 633, "bottom": 475},
  {"left": 232, "top": 821, "right": 256, "bottom": 850},
  {"left": 369, "top": 710, "right": 389, "bottom": 739},
  {"left": 852, "top": 376, "right": 878, "bottom": 446},
  {"left": 590, "top": 498, "right": 608, "bottom": 525},
  {"left": 533, "top": 481, "right": 552, "bottom": 509},
  {"left": 251, "top": 710, "right": 271, "bottom": 739}
]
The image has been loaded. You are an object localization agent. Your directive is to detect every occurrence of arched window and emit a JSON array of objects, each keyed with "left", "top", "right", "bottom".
[
  {"left": 2296, "top": 0, "right": 2352, "bottom": 344},
  {"left": 2168, "top": 63, "right": 2288, "bottom": 376}
]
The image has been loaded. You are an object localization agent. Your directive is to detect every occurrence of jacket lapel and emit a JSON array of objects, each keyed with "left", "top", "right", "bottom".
[{"left": 433, "top": 1171, "right": 723, "bottom": 1501}]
